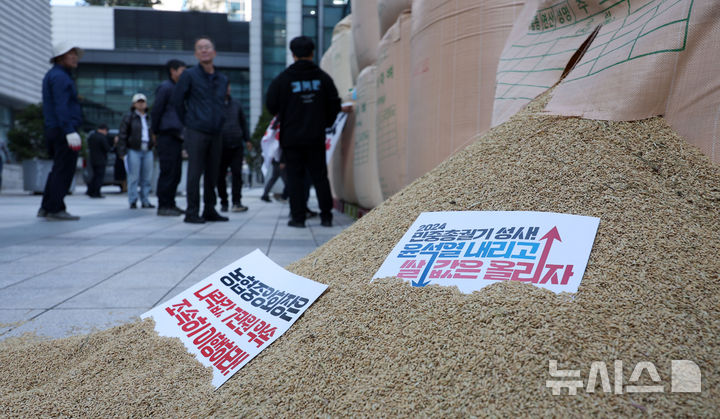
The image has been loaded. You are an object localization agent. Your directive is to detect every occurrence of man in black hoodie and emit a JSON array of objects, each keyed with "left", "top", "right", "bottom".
[
  {"left": 266, "top": 36, "right": 341, "bottom": 228},
  {"left": 152, "top": 59, "right": 186, "bottom": 216},
  {"left": 217, "top": 83, "right": 251, "bottom": 213}
]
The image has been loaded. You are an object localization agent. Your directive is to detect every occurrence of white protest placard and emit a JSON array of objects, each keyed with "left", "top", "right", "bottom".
[
  {"left": 141, "top": 249, "right": 328, "bottom": 388},
  {"left": 325, "top": 111, "right": 348, "bottom": 164},
  {"left": 373, "top": 211, "right": 600, "bottom": 294},
  {"left": 260, "top": 116, "right": 279, "bottom": 178}
]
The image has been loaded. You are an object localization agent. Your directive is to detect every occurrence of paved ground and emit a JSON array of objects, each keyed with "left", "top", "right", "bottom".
[{"left": 0, "top": 185, "right": 353, "bottom": 341}]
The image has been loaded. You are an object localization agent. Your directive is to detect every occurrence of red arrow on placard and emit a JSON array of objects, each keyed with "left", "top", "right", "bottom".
[{"left": 531, "top": 226, "right": 562, "bottom": 284}]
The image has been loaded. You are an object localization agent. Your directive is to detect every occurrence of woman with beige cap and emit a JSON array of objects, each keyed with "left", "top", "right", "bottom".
[{"left": 117, "top": 93, "right": 155, "bottom": 209}]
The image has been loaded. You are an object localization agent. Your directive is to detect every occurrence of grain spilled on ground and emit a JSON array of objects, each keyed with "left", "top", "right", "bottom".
[{"left": 1, "top": 94, "right": 718, "bottom": 417}]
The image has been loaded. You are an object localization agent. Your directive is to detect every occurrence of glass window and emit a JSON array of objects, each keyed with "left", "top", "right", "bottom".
[
  {"left": 323, "top": 8, "right": 343, "bottom": 27},
  {"left": 303, "top": 16, "right": 317, "bottom": 37}
]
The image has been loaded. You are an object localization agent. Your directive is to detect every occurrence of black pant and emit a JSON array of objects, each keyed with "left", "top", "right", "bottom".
[
  {"left": 262, "top": 159, "right": 288, "bottom": 199},
  {"left": 88, "top": 163, "right": 105, "bottom": 196},
  {"left": 217, "top": 145, "right": 244, "bottom": 206},
  {"left": 284, "top": 147, "right": 332, "bottom": 223},
  {"left": 41, "top": 127, "right": 78, "bottom": 213},
  {"left": 184, "top": 128, "right": 222, "bottom": 217},
  {"left": 156, "top": 134, "right": 183, "bottom": 209}
]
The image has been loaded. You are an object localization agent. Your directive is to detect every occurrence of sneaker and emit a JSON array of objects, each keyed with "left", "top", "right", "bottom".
[
  {"left": 184, "top": 215, "right": 205, "bottom": 224},
  {"left": 260, "top": 195, "right": 271, "bottom": 202},
  {"left": 46, "top": 211, "right": 80, "bottom": 221},
  {"left": 37, "top": 208, "right": 46, "bottom": 218},
  {"left": 220, "top": 204, "right": 229, "bottom": 212},
  {"left": 321, "top": 219, "right": 332, "bottom": 227},
  {"left": 142, "top": 202, "right": 156, "bottom": 209},
  {"left": 232, "top": 204, "right": 249, "bottom": 213},
  {"left": 203, "top": 211, "right": 229, "bottom": 222},
  {"left": 158, "top": 207, "right": 183, "bottom": 216},
  {"left": 287, "top": 220, "right": 306, "bottom": 228},
  {"left": 130, "top": 202, "right": 137, "bottom": 209},
  {"left": 172, "top": 206, "right": 186, "bottom": 214},
  {"left": 306, "top": 209, "right": 319, "bottom": 218}
]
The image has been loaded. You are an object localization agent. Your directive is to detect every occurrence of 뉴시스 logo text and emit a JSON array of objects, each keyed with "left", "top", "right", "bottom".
[{"left": 547, "top": 359, "right": 701, "bottom": 395}]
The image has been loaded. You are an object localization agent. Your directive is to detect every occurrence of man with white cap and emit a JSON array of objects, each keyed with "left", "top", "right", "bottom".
[{"left": 38, "top": 41, "right": 83, "bottom": 221}]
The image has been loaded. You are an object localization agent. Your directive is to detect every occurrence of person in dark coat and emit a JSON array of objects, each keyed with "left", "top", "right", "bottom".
[
  {"left": 217, "top": 83, "right": 252, "bottom": 213},
  {"left": 171, "top": 36, "right": 229, "bottom": 224},
  {"left": 117, "top": 93, "right": 155, "bottom": 209},
  {"left": 0, "top": 141, "right": 8, "bottom": 191},
  {"left": 39, "top": 42, "right": 84, "bottom": 221},
  {"left": 152, "top": 59, "right": 186, "bottom": 216},
  {"left": 86, "top": 123, "right": 110, "bottom": 198},
  {"left": 266, "top": 36, "right": 344, "bottom": 228}
]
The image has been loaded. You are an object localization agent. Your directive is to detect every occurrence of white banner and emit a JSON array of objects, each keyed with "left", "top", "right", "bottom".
[
  {"left": 373, "top": 211, "right": 600, "bottom": 294},
  {"left": 260, "top": 112, "right": 347, "bottom": 175},
  {"left": 325, "top": 112, "right": 348, "bottom": 164},
  {"left": 260, "top": 117, "right": 279, "bottom": 178},
  {"left": 141, "top": 249, "right": 328, "bottom": 388}
]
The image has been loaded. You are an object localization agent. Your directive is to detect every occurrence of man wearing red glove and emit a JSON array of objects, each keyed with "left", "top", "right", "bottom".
[{"left": 38, "top": 41, "right": 84, "bottom": 221}]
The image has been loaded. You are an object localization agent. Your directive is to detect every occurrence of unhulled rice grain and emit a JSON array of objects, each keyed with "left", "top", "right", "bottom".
[{"left": 1, "top": 93, "right": 718, "bottom": 417}]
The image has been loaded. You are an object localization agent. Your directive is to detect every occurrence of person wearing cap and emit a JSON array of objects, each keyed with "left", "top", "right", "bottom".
[
  {"left": 38, "top": 42, "right": 84, "bottom": 221},
  {"left": 171, "top": 36, "right": 229, "bottom": 224},
  {"left": 266, "top": 36, "right": 343, "bottom": 228},
  {"left": 86, "top": 123, "right": 110, "bottom": 198},
  {"left": 151, "top": 59, "right": 187, "bottom": 217},
  {"left": 117, "top": 93, "right": 155, "bottom": 209}
]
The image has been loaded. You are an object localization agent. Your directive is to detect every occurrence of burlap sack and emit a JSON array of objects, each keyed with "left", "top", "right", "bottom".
[
  {"left": 378, "top": 0, "right": 412, "bottom": 37},
  {"left": 332, "top": 12, "right": 352, "bottom": 36},
  {"left": 407, "top": 0, "right": 525, "bottom": 183},
  {"left": 352, "top": 0, "right": 381, "bottom": 70},
  {"left": 493, "top": 0, "right": 720, "bottom": 163},
  {"left": 320, "top": 15, "right": 358, "bottom": 99},
  {"left": 376, "top": 10, "right": 412, "bottom": 200},
  {"left": 353, "top": 66, "right": 384, "bottom": 209}
]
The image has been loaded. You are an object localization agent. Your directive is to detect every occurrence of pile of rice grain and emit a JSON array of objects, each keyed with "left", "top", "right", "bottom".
[{"left": 2, "top": 95, "right": 718, "bottom": 417}]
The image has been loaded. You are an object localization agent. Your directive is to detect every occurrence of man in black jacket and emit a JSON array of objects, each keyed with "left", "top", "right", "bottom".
[
  {"left": 217, "top": 83, "right": 252, "bottom": 213},
  {"left": 86, "top": 123, "right": 110, "bottom": 198},
  {"left": 152, "top": 59, "right": 186, "bottom": 216},
  {"left": 171, "top": 37, "right": 229, "bottom": 224},
  {"left": 40, "top": 42, "right": 83, "bottom": 221},
  {"left": 266, "top": 36, "right": 341, "bottom": 228}
]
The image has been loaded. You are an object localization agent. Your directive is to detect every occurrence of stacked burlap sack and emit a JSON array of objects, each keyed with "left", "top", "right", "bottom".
[
  {"left": 326, "top": 0, "right": 523, "bottom": 208},
  {"left": 326, "top": 0, "right": 414, "bottom": 209},
  {"left": 321, "top": 14, "right": 359, "bottom": 203},
  {"left": 324, "top": 0, "right": 719, "bottom": 211}
]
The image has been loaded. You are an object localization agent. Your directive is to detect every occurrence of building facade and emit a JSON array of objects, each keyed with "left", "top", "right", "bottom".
[
  {"left": 250, "top": 0, "right": 350, "bottom": 131},
  {"left": 0, "top": 0, "right": 52, "bottom": 150},
  {"left": 52, "top": 5, "right": 250, "bottom": 131},
  {"left": 1, "top": 2, "right": 346, "bottom": 148},
  {"left": 182, "top": 0, "right": 252, "bottom": 21}
]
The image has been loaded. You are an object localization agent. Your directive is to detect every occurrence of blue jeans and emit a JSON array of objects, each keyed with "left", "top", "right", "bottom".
[{"left": 127, "top": 148, "right": 153, "bottom": 205}]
